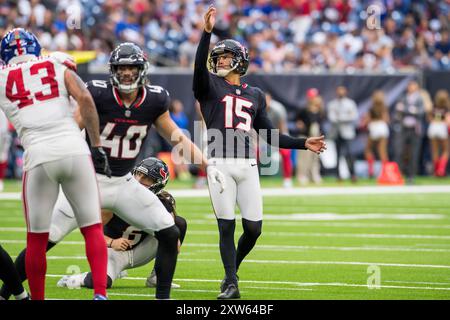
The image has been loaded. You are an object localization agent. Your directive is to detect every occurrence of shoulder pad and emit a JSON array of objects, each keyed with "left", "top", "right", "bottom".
[{"left": 50, "top": 51, "right": 77, "bottom": 72}]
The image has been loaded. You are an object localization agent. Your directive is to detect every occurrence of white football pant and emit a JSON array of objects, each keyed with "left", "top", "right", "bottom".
[
  {"left": 23, "top": 155, "right": 101, "bottom": 233},
  {"left": 207, "top": 158, "right": 262, "bottom": 221}
]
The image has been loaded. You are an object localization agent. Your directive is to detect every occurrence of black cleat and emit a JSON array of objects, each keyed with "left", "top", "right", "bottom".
[
  {"left": 220, "top": 275, "right": 239, "bottom": 293},
  {"left": 217, "top": 283, "right": 240, "bottom": 299}
]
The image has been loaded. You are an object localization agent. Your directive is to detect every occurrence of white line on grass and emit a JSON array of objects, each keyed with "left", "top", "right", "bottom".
[
  {"left": 45, "top": 275, "right": 450, "bottom": 293},
  {"left": 4, "top": 227, "right": 449, "bottom": 240},
  {"left": 42, "top": 257, "right": 450, "bottom": 269},
  {"left": 187, "top": 230, "right": 450, "bottom": 240},
  {"left": 2, "top": 185, "right": 450, "bottom": 200},
  {"left": 188, "top": 219, "right": 450, "bottom": 229},
  {"left": 385, "top": 280, "right": 450, "bottom": 285},
  {"left": 94, "top": 276, "right": 450, "bottom": 292},
  {"left": 5, "top": 240, "right": 450, "bottom": 253}
]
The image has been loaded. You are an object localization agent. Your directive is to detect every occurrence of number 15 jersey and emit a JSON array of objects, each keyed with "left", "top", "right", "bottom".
[{"left": 0, "top": 52, "right": 90, "bottom": 171}]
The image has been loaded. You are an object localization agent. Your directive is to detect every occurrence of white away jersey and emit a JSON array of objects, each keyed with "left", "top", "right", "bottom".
[{"left": 0, "top": 52, "right": 90, "bottom": 170}]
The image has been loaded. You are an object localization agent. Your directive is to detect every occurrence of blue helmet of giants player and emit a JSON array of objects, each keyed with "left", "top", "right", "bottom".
[
  {"left": 109, "top": 42, "right": 149, "bottom": 93},
  {"left": 132, "top": 157, "right": 170, "bottom": 194},
  {"left": 209, "top": 39, "right": 249, "bottom": 77},
  {"left": 0, "top": 28, "right": 41, "bottom": 64}
]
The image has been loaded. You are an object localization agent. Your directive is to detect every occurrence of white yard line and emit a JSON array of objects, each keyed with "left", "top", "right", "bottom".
[
  {"left": 3, "top": 227, "right": 449, "bottom": 240},
  {"left": 2, "top": 185, "right": 450, "bottom": 200},
  {"left": 41, "top": 257, "right": 450, "bottom": 269},
  {"left": 3, "top": 240, "right": 450, "bottom": 253},
  {"left": 187, "top": 230, "right": 450, "bottom": 240},
  {"left": 45, "top": 275, "right": 450, "bottom": 292},
  {"left": 188, "top": 219, "right": 450, "bottom": 229}
]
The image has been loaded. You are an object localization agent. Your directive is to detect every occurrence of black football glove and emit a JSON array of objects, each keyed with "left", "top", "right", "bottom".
[{"left": 91, "top": 146, "right": 112, "bottom": 178}]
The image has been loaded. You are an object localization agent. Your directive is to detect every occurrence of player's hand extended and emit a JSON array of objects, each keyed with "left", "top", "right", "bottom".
[
  {"left": 111, "top": 238, "right": 132, "bottom": 251},
  {"left": 207, "top": 166, "right": 226, "bottom": 194},
  {"left": 204, "top": 5, "right": 216, "bottom": 33},
  {"left": 91, "top": 146, "right": 112, "bottom": 178},
  {"left": 305, "top": 135, "right": 327, "bottom": 154}
]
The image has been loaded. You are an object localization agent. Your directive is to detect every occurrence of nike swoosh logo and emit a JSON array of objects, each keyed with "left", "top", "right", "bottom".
[
  {"left": 126, "top": 177, "right": 132, "bottom": 181},
  {"left": 251, "top": 164, "right": 257, "bottom": 167}
]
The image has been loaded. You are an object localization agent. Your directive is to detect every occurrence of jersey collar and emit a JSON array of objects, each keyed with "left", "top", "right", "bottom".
[
  {"left": 224, "top": 79, "right": 248, "bottom": 89},
  {"left": 112, "top": 86, "right": 146, "bottom": 109}
]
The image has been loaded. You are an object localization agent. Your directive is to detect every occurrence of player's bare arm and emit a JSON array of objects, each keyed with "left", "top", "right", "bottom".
[
  {"left": 204, "top": 5, "right": 216, "bottom": 33},
  {"left": 305, "top": 135, "right": 327, "bottom": 154},
  {"left": 154, "top": 111, "right": 208, "bottom": 170},
  {"left": 64, "top": 69, "right": 101, "bottom": 147}
]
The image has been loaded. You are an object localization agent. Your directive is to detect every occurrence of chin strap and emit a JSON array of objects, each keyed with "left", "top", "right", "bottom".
[{"left": 215, "top": 64, "right": 237, "bottom": 77}]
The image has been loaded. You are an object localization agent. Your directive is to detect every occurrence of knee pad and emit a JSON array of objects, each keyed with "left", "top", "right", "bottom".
[
  {"left": 155, "top": 225, "right": 180, "bottom": 244},
  {"left": 174, "top": 216, "right": 187, "bottom": 244},
  {"left": 242, "top": 219, "right": 262, "bottom": 240},
  {"left": 217, "top": 219, "right": 236, "bottom": 235}
]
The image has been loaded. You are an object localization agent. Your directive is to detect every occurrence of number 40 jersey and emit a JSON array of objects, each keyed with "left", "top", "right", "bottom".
[
  {"left": 86, "top": 80, "right": 170, "bottom": 177},
  {"left": 0, "top": 52, "right": 90, "bottom": 171}
]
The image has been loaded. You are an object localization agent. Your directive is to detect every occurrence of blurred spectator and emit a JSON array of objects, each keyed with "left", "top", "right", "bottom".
[
  {"left": 169, "top": 99, "right": 190, "bottom": 181},
  {"left": 327, "top": 86, "right": 358, "bottom": 182},
  {"left": 427, "top": 89, "right": 450, "bottom": 177},
  {"left": 393, "top": 80, "right": 426, "bottom": 184},
  {"left": 1, "top": 1, "right": 449, "bottom": 71},
  {"left": 265, "top": 93, "right": 293, "bottom": 188},
  {"left": 295, "top": 88, "right": 324, "bottom": 185},
  {"left": 362, "top": 90, "right": 390, "bottom": 178}
]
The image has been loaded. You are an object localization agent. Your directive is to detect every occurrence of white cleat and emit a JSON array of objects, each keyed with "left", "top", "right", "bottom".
[
  {"left": 145, "top": 270, "right": 180, "bottom": 289},
  {"left": 57, "top": 275, "right": 70, "bottom": 288},
  {"left": 57, "top": 273, "right": 85, "bottom": 289}
]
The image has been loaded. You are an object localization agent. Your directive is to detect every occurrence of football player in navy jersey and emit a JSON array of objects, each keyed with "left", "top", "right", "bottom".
[
  {"left": 0, "top": 245, "right": 29, "bottom": 300},
  {"left": 0, "top": 42, "right": 224, "bottom": 300},
  {"left": 55, "top": 158, "right": 187, "bottom": 291},
  {"left": 194, "top": 6, "right": 326, "bottom": 299}
]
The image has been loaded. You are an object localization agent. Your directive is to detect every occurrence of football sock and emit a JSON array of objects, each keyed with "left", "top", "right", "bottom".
[
  {"left": 84, "top": 272, "right": 112, "bottom": 289},
  {"left": 0, "top": 245, "right": 27, "bottom": 299},
  {"left": 0, "top": 241, "right": 56, "bottom": 300},
  {"left": 236, "top": 219, "right": 262, "bottom": 272},
  {"left": 154, "top": 225, "right": 180, "bottom": 299},
  {"left": 25, "top": 232, "right": 49, "bottom": 300},
  {"left": 217, "top": 219, "right": 237, "bottom": 284},
  {"left": 80, "top": 223, "right": 107, "bottom": 297}
]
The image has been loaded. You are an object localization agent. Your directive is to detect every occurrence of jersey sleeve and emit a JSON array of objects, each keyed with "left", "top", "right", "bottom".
[
  {"left": 50, "top": 51, "right": 77, "bottom": 72},
  {"left": 193, "top": 31, "right": 213, "bottom": 101},
  {"left": 152, "top": 86, "right": 170, "bottom": 119},
  {"left": 254, "top": 89, "right": 306, "bottom": 150}
]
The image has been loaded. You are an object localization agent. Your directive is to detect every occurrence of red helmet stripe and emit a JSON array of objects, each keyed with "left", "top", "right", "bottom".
[{"left": 14, "top": 30, "right": 23, "bottom": 55}]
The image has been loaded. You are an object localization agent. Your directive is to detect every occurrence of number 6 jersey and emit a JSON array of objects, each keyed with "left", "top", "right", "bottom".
[
  {"left": 85, "top": 80, "right": 170, "bottom": 176},
  {"left": 0, "top": 52, "right": 90, "bottom": 171}
]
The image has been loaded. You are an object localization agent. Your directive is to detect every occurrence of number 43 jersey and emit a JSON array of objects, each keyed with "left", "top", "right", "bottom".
[
  {"left": 86, "top": 80, "right": 169, "bottom": 177},
  {"left": 0, "top": 52, "right": 90, "bottom": 171}
]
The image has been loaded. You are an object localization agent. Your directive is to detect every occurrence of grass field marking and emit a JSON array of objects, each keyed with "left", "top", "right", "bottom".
[
  {"left": 38, "top": 257, "right": 450, "bottom": 269},
  {"left": 187, "top": 230, "right": 450, "bottom": 240},
  {"left": 262, "top": 213, "right": 446, "bottom": 221},
  {"left": 2, "top": 185, "right": 450, "bottom": 200},
  {"left": 44, "top": 275, "right": 450, "bottom": 293},
  {"left": 385, "top": 280, "right": 450, "bottom": 285},
  {"left": 4, "top": 240, "right": 450, "bottom": 253},
  {"left": 189, "top": 219, "right": 450, "bottom": 229}
]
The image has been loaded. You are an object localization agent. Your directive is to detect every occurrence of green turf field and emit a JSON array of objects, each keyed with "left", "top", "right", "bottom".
[{"left": 1, "top": 178, "right": 450, "bottom": 300}]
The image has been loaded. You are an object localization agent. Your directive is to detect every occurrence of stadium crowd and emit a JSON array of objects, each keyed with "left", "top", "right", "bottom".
[{"left": 0, "top": 0, "right": 449, "bottom": 71}]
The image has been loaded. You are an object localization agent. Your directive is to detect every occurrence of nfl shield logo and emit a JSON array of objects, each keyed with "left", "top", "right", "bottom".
[
  {"left": 125, "top": 110, "right": 131, "bottom": 117},
  {"left": 236, "top": 89, "right": 241, "bottom": 95}
]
